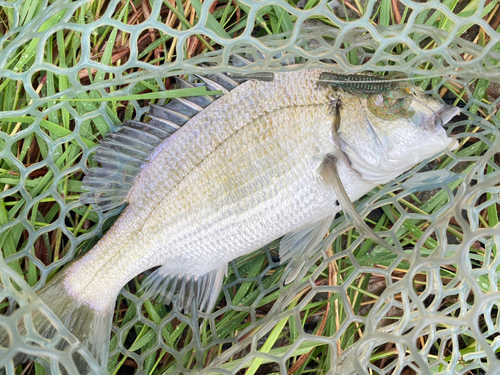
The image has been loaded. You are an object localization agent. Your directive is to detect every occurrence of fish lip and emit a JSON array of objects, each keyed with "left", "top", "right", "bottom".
[
  {"left": 420, "top": 104, "right": 460, "bottom": 134},
  {"left": 436, "top": 105, "right": 461, "bottom": 126}
]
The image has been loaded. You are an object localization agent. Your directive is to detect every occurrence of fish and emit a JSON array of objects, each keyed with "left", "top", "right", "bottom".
[{"left": 2, "top": 69, "right": 460, "bottom": 372}]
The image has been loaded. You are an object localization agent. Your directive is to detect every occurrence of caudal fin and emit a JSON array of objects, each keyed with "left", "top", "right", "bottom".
[{"left": 0, "top": 271, "right": 112, "bottom": 373}]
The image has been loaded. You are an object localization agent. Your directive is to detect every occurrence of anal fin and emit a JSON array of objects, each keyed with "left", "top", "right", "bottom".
[{"left": 142, "top": 265, "right": 227, "bottom": 313}]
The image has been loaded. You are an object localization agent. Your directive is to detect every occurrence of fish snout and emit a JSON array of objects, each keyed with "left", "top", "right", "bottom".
[
  {"left": 437, "top": 105, "right": 461, "bottom": 126},
  {"left": 421, "top": 104, "right": 460, "bottom": 132}
]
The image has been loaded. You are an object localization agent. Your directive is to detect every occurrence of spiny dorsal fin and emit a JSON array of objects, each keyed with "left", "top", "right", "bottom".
[{"left": 81, "top": 73, "right": 242, "bottom": 211}]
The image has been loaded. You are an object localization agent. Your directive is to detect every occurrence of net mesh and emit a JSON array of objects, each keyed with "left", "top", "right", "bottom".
[{"left": 0, "top": 0, "right": 499, "bottom": 373}]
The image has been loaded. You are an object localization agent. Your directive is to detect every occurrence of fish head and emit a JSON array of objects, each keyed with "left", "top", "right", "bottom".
[{"left": 338, "top": 94, "right": 460, "bottom": 185}]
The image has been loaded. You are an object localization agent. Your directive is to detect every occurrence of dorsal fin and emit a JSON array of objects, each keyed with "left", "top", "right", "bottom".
[{"left": 81, "top": 73, "right": 242, "bottom": 211}]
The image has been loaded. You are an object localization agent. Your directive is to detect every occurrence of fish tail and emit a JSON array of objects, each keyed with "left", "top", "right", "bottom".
[{"left": 0, "top": 271, "right": 112, "bottom": 373}]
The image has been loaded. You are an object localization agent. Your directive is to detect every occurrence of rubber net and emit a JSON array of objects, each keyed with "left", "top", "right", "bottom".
[{"left": 0, "top": 0, "right": 499, "bottom": 373}]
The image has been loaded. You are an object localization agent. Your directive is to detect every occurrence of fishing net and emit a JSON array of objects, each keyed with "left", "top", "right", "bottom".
[{"left": 0, "top": 0, "right": 499, "bottom": 373}]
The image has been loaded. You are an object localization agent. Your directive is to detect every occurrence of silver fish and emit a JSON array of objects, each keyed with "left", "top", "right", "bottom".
[{"left": 12, "top": 69, "right": 459, "bottom": 370}]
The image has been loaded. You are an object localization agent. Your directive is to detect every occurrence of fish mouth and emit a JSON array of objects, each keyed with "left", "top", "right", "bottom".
[
  {"left": 436, "top": 105, "right": 461, "bottom": 126},
  {"left": 418, "top": 103, "right": 460, "bottom": 132}
]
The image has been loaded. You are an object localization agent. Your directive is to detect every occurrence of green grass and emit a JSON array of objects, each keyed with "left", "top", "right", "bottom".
[{"left": 0, "top": 0, "right": 499, "bottom": 374}]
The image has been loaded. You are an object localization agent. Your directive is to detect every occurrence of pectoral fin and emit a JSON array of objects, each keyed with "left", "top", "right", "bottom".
[
  {"left": 319, "top": 153, "right": 402, "bottom": 256},
  {"left": 284, "top": 259, "right": 306, "bottom": 285}
]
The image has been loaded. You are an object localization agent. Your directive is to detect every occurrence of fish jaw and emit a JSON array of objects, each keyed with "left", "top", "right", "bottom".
[{"left": 382, "top": 102, "right": 460, "bottom": 167}]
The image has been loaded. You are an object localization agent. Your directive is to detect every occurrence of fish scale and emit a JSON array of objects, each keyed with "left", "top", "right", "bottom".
[
  {"left": 127, "top": 73, "right": 326, "bottom": 210},
  {"left": 16, "top": 69, "right": 459, "bottom": 372},
  {"left": 65, "top": 71, "right": 335, "bottom": 309}
]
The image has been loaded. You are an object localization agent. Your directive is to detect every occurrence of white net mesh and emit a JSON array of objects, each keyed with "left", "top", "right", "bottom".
[{"left": 0, "top": 0, "right": 499, "bottom": 373}]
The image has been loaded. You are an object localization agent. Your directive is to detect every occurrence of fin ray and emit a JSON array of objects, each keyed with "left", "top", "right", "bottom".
[
  {"left": 194, "top": 75, "right": 230, "bottom": 95},
  {"left": 81, "top": 73, "right": 242, "bottom": 211},
  {"left": 0, "top": 271, "right": 113, "bottom": 373},
  {"left": 204, "top": 73, "right": 241, "bottom": 89},
  {"left": 173, "top": 96, "right": 204, "bottom": 112},
  {"left": 142, "top": 266, "right": 227, "bottom": 313},
  {"left": 280, "top": 215, "right": 334, "bottom": 284},
  {"left": 319, "top": 153, "right": 403, "bottom": 256}
]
